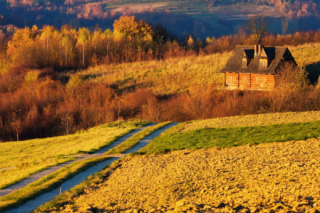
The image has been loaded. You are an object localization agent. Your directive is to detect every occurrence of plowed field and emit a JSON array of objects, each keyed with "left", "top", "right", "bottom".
[{"left": 54, "top": 138, "right": 320, "bottom": 212}]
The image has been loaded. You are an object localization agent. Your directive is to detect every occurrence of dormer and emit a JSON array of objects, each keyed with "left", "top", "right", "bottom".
[
  {"left": 258, "top": 46, "right": 270, "bottom": 68},
  {"left": 259, "top": 58, "right": 268, "bottom": 68},
  {"left": 242, "top": 50, "right": 254, "bottom": 67},
  {"left": 242, "top": 58, "right": 248, "bottom": 67}
]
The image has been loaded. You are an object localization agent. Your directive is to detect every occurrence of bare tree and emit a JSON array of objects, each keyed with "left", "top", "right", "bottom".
[
  {"left": 10, "top": 113, "right": 22, "bottom": 141},
  {"left": 282, "top": 18, "right": 288, "bottom": 46},
  {"left": 61, "top": 114, "right": 74, "bottom": 135},
  {"left": 244, "top": 16, "right": 268, "bottom": 43}
]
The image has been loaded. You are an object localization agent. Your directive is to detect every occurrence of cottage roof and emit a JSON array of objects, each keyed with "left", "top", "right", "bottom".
[{"left": 221, "top": 45, "right": 294, "bottom": 75}]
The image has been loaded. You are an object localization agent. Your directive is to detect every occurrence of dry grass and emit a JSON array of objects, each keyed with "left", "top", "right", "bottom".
[
  {"left": 0, "top": 120, "right": 149, "bottom": 190},
  {"left": 65, "top": 53, "right": 229, "bottom": 94},
  {"left": 50, "top": 138, "right": 320, "bottom": 212}
]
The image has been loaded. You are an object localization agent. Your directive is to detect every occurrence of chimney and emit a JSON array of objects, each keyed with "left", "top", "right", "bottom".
[{"left": 254, "top": 45, "right": 257, "bottom": 57}]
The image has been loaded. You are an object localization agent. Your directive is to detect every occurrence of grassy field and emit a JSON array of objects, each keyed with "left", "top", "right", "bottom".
[
  {"left": 0, "top": 120, "right": 149, "bottom": 190},
  {"left": 140, "top": 120, "right": 320, "bottom": 154},
  {"left": 61, "top": 53, "right": 228, "bottom": 94},
  {"left": 62, "top": 43, "right": 320, "bottom": 95},
  {"left": 106, "top": 122, "right": 172, "bottom": 154},
  {"left": 0, "top": 156, "right": 111, "bottom": 212}
]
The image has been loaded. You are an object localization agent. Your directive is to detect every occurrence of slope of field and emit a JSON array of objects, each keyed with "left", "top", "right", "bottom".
[
  {"left": 61, "top": 53, "right": 228, "bottom": 94},
  {"left": 51, "top": 138, "right": 320, "bottom": 212},
  {"left": 0, "top": 120, "right": 148, "bottom": 190},
  {"left": 64, "top": 43, "right": 320, "bottom": 95}
]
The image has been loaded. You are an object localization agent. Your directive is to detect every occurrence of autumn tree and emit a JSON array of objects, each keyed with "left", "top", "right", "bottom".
[
  {"left": 113, "top": 16, "right": 153, "bottom": 39},
  {"left": 39, "top": 26, "right": 60, "bottom": 66},
  {"left": 77, "top": 28, "right": 90, "bottom": 67},
  {"left": 7, "top": 27, "right": 36, "bottom": 65},
  {"left": 244, "top": 16, "right": 268, "bottom": 43}
]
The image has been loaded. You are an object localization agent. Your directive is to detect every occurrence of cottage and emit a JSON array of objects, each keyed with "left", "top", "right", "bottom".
[{"left": 220, "top": 45, "right": 297, "bottom": 90}]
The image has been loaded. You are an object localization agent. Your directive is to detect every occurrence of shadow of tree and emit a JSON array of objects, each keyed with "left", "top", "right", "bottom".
[{"left": 306, "top": 61, "right": 320, "bottom": 84}]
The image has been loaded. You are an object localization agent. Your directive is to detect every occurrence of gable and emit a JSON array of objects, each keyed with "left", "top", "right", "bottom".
[
  {"left": 260, "top": 48, "right": 267, "bottom": 58},
  {"left": 282, "top": 48, "right": 293, "bottom": 58}
]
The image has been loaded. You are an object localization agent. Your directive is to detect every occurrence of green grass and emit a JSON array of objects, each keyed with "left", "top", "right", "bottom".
[
  {"left": 0, "top": 119, "right": 149, "bottom": 190},
  {"left": 140, "top": 120, "right": 320, "bottom": 154},
  {"left": 33, "top": 157, "right": 126, "bottom": 213},
  {"left": 0, "top": 156, "right": 111, "bottom": 212},
  {"left": 105, "top": 122, "right": 172, "bottom": 154}
]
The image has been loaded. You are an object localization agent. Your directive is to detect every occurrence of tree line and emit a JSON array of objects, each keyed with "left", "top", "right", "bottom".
[{"left": 2, "top": 16, "right": 320, "bottom": 70}]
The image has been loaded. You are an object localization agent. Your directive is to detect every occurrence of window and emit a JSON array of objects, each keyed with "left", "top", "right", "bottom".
[
  {"left": 243, "top": 76, "right": 248, "bottom": 83},
  {"left": 255, "top": 76, "right": 260, "bottom": 83},
  {"left": 227, "top": 76, "right": 237, "bottom": 83},
  {"left": 242, "top": 58, "right": 247, "bottom": 67},
  {"left": 259, "top": 59, "right": 268, "bottom": 68}
]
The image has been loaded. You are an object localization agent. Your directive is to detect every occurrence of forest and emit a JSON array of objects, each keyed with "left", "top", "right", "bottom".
[{"left": 0, "top": 16, "right": 320, "bottom": 142}]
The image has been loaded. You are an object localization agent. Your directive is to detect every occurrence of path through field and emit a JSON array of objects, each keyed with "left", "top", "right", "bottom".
[
  {"left": 0, "top": 124, "right": 156, "bottom": 198},
  {"left": 3, "top": 122, "right": 178, "bottom": 213}
]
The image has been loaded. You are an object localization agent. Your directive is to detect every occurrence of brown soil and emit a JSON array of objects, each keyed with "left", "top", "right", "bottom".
[{"left": 54, "top": 138, "right": 320, "bottom": 212}]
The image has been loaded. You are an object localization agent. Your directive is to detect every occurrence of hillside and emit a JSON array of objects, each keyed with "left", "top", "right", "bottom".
[
  {"left": 63, "top": 43, "right": 320, "bottom": 94},
  {"left": 1, "top": 42, "right": 320, "bottom": 142}
]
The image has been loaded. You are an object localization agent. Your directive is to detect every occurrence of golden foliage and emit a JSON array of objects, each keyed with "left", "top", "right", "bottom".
[{"left": 113, "top": 16, "right": 153, "bottom": 39}]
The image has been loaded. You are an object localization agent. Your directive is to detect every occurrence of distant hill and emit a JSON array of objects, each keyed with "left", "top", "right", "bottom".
[{"left": 1, "top": 0, "right": 320, "bottom": 38}]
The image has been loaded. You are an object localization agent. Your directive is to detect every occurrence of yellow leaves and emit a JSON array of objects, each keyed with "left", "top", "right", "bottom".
[
  {"left": 76, "top": 27, "right": 90, "bottom": 46},
  {"left": 23, "top": 70, "right": 40, "bottom": 88},
  {"left": 7, "top": 27, "right": 34, "bottom": 58},
  {"left": 67, "top": 74, "right": 85, "bottom": 88},
  {"left": 113, "top": 16, "right": 153, "bottom": 39},
  {"left": 112, "top": 29, "right": 125, "bottom": 42}
]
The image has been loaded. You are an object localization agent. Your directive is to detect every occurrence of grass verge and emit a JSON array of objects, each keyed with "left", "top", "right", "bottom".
[
  {"left": 105, "top": 122, "right": 172, "bottom": 154},
  {"left": 140, "top": 120, "right": 320, "bottom": 154},
  {"left": 0, "top": 119, "right": 149, "bottom": 190},
  {"left": 0, "top": 156, "right": 112, "bottom": 212},
  {"left": 33, "top": 157, "right": 126, "bottom": 213}
]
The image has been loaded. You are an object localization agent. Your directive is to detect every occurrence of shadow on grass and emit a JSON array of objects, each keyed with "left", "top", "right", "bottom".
[{"left": 306, "top": 61, "right": 320, "bottom": 84}]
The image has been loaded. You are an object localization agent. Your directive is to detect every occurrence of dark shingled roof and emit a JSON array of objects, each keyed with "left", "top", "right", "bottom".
[{"left": 221, "top": 45, "right": 294, "bottom": 75}]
